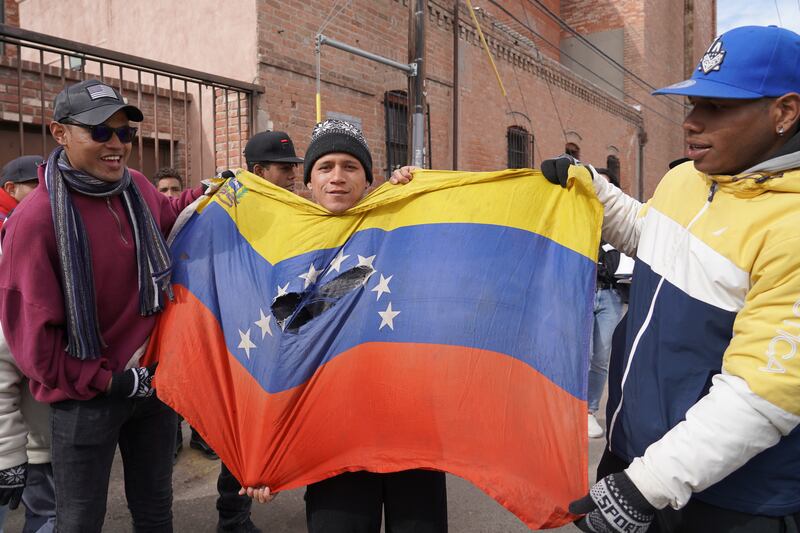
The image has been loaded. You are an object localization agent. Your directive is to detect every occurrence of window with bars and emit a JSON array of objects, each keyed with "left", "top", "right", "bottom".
[
  {"left": 507, "top": 126, "right": 533, "bottom": 169},
  {"left": 384, "top": 90, "right": 408, "bottom": 174}
]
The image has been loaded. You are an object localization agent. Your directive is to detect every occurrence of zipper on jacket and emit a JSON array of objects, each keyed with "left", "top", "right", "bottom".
[
  {"left": 106, "top": 197, "right": 129, "bottom": 245},
  {"left": 607, "top": 181, "right": 716, "bottom": 452},
  {"left": 707, "top": 181, "right": 718, "bottom": 202}
]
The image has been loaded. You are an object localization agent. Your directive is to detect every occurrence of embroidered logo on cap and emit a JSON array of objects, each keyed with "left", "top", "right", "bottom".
[
  {"left": 86, "top": 84, "right": 118, "bottom": 101},
  {"left": 699, "top": 38, "right": 725, "bottom": 75}
]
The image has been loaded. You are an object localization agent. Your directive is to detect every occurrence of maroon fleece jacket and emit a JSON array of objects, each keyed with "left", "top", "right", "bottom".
[{"left": 0, "top": 165, "right": 201, "bottom": 402}]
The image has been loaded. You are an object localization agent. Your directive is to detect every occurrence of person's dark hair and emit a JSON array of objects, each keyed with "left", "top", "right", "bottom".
[
  {"left": 153, "top": 167, "right": 183, "bottom": 187},
  {"left": 595, "top": 167, "right": 619, "bottom": 188},
  {"left": 246, "top": 161, "right": 271, "bottom": 173}
]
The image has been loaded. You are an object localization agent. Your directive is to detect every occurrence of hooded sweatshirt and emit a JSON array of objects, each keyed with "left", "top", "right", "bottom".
[
  {"left": 0, "top": 165, "right": 200, "bottom": 403},
  {"left": 592, "top": 131, "right": 800, "bottom": 516}
]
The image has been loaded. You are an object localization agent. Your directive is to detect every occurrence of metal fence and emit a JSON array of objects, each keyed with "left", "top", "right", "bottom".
[{"left": 0, "top": 23, "right": 262, "bottom": 183}]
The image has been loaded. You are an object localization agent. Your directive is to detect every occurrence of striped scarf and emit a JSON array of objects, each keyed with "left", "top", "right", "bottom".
[{"left": 44, "top": 146, "right": 173, "bottom": 360}]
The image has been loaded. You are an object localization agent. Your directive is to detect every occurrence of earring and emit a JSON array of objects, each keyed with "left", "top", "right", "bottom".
[{"left": 778, "top": 125, "right": 785, "bottom": 136}]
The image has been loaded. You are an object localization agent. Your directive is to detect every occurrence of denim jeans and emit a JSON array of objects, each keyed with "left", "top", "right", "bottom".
[
  {"left": 22, "top": 462, "right": 55, "bottom": 533},
  {"left": 588, "top": 288, "right": 625, "bottom": 413},
  {"left": 50, "top": 394, "right": 177, "bottom": 533},
  {"left": 216, "top": 462, "right": 253, "bottom": 531},
  {"left": 305, "top": 470, "right": 447, "bottom": 533}
]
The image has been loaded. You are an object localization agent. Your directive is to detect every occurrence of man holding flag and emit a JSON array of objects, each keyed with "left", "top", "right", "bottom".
[
  {"left": 239, "top": 119, "right": 447, "bottom": 533},
  {"left": 543, "top": 25, "right": 800, "bottom": 532}
]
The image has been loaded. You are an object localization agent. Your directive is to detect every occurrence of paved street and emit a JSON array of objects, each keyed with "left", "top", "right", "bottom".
[{"left": 4, "top": 414, "right": 606, "bottom": 532}]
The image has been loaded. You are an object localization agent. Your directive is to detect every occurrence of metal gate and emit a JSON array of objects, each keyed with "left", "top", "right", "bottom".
[{"left": 0, "top": 23, "right": 262, "bottom": 183}]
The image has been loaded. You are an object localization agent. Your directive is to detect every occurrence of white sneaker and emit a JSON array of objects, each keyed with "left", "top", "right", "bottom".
[{"left": 588, "top": 413, "right": 604, "bottom": 438}]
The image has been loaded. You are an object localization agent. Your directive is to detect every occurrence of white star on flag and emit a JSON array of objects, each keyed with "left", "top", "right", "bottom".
[
  {"left": 357, "top": 255, "right": 376, "bottom": 269},
  {"left": 328, "top": 250, "right": 350, "bottom": 273},
  {"left": 276, "top": 282, "right": 290, "bottom": 298},
  {"left": 378, "top": 302, "right": 400, "bottom": 330},
  {"left": 299, "top": 263, "right": 321, "bottom": 288},
  {"left": 237, "top": 328, "right": 257, "bottom": 359},
  {"left": 371, "top": 274, "right": 393, "bottom": 301},
  {"left": 254, "top": 308, "right": 273, "bottom": 339}
]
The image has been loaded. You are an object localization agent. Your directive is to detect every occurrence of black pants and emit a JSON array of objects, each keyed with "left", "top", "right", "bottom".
[
  {"left": 217, "top": 462, "right": 254, "bottom": 530},
  {"left": 304, "top": 470, "right": 447, "bottom": 533},
  {"left": 597, "top": 448, "right": 800, "bottom": 533},
  {"left": 50, "top": 394, "right": 177, "bottom": 533}
]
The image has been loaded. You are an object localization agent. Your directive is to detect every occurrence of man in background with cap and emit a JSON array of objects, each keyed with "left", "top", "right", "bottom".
[
  {"left": 541, "top": 25, "right": 800, "bottom": 532},
  {"left": 240, "top": 119, "right": 443, "bottom": 533},
  {"left": 243, "top": 130, "right": 303, "bottom": 192},
  {"left": 0, "top": 155, "right": 42, "bottom": 220},
  {"left": 211, "top": 129, "right": 305, "bottom": 533},
  {"left": 0, "top": 79, "right": 203, "bottom": 532}
]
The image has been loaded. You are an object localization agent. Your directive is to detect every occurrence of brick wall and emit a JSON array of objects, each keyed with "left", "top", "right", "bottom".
[
  {"left": 255, "top": 0, "right": 705, "bottom": 195},
  {"left": 214, "top": 88, "right": 251, "bottom": 170}
]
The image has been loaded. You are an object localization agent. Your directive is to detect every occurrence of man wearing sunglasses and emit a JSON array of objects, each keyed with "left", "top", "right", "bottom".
[{"left": 0, "top": 79, "right": 204, "bottom": 532}]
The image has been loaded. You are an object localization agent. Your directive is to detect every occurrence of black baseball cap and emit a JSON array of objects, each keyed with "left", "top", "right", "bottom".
[
  {"left": 1, "top": 155, "right": 43, "bottom": 186},
  {"left": 53, "top": 79, "right": 144, "bottom": 125},
  {"left": 243, "top": 131, "right": 303, "bottom": 164}
]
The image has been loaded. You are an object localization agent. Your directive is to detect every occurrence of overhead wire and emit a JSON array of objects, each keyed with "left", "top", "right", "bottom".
[
  {"left": 464, "top": 0, "right": 520, "bottom": 130},
  {"left": 522, "top": 0, "right": 685, "bottom": 111},
  {"left": 485, "top": 0, "right": 686, "bottom": 128},
  {"left": 317, "top": 0, "right": 352, "bottom": 37},
  {"left": 519, "top": 0, "right": 566, "bottom": 145}
]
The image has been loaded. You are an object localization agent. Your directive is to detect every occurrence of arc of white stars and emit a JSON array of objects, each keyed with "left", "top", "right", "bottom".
[
  {"left": 298, "top": 263, "right": 321, "bottom": 288},
  {"left": 328, "top": 250, "right": 350, "bottom": 273},
  {"left": 254, "top": 308, "right": 273, "bottom": 339},
  {"left": 371, "top": 274, "right": 393, "bottom": 301},
  {"left": 378, "top": 302, "right": 400, "bottom": 331},
  {"left": 238, "top": 328, "right": 257, "bottom": 359}
]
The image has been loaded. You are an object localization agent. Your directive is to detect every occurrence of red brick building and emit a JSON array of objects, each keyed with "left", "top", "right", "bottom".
[{"left": 12, "top": 0, "right": 715, "bottom": 197}]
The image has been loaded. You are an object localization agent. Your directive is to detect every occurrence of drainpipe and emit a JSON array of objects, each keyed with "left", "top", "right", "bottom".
[{"left": 452, "top": 0, "right": 459, "bottom": 170}]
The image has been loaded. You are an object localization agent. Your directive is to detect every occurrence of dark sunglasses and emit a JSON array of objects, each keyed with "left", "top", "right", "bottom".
[{"left": 61, "top": 120, "right": 138, "bottom": 144}]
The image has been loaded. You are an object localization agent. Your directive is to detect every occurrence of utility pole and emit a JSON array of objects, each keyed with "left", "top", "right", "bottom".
[{"left": 408, "top": 0, "right": 427, "bottom": 168}]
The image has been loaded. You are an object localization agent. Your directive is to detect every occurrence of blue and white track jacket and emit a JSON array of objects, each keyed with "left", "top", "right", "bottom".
[{"left": 593, "top": 157, "right": 800, "bottom": 516}]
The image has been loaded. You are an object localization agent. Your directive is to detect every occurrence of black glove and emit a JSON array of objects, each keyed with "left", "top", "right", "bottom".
[
  {"left": 540, "top": 154, "right": 580, "bottom": 188},
  {"left": 0, "top": 463, "right": 26, "bottom": 509},
  {"left": 569, "top": 472, "right": 654, "bottom": 533},
  {"left": 108, "top": 364, "right": 157, "bottom": 399}
]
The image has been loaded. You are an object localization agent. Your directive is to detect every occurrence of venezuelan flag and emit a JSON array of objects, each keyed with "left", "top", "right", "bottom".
[{"left": 147, "top": 167, "right": 601, "bottom": 529}]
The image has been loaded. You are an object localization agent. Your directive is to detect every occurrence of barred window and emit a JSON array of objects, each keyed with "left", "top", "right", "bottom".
[
  {"left": 384, "top": 90, "right": 408, "bottom": 174},
  {"left": 507, "top": 126, "right": 533, "bottom": 169}
]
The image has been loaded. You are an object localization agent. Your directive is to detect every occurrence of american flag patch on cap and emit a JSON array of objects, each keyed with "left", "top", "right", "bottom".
[{"left": 86, "top": 84, "right": 118, "bottom": 100}]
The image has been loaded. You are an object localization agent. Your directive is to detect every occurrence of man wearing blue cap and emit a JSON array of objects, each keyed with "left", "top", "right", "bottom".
[{"left": 541, "top": 25, "right": 800, "bottom": 532}]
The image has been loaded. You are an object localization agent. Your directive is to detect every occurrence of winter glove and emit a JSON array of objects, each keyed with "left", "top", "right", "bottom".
[
  {"left": 0, "top": 463, "right": 26, "bottom": 509},
  {"left": 569, "top": 472, "right": 654, "bottom": 533},
  {"left": 108, "top": 364, "right": 157, "bottom": 399},
  {"left": 540, "top": 154, "right": 580, "bottom": 188}
]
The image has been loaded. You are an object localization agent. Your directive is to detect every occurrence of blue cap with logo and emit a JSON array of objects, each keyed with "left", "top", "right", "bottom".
[{"left": 653, "top": 25, "right": 800, "bottom": 99}]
